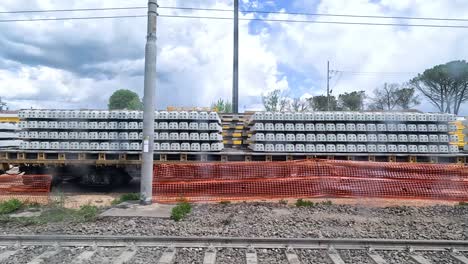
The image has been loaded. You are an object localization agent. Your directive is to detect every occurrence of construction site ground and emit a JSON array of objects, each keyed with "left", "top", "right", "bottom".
[{"left": 48, "top": 178, "right": 461, "bottom": 209}]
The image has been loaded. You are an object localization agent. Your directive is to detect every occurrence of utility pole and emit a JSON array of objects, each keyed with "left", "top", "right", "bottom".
[
  {"left": 232, "top": 0, "right": 239, "bottom": 113},
  {"left": 326, "top": 60, "right": 330, "bottom": 111},
  {"left": 141, "top": 0, "right": 158, "bottom": 205}
]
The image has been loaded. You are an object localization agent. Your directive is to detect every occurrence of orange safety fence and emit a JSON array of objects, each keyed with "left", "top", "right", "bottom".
[
  {"left": 0, "top": 174, "right": 52, "bottom": 204},
  {"left": 152, "top": 160, "right": 468, "bottom": 203}
]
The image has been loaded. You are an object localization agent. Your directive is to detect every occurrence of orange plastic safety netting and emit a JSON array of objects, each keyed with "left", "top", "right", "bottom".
[
  {"left": 152, "top": 160, "right": 468, "bottom": 202},
  {"left": 0, "top": 174, "right": 52, "bottom": 204}
]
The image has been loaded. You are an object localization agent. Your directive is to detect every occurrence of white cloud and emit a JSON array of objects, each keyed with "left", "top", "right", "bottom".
[
  {"left": 0, "top": 0, "right": 286, "bottom": 111},
  {"left": 0, "top": 0, "right": 467, "bottom": 114},
  {"left": 257, "top": 0, "right": 468, "bottom": 114}
]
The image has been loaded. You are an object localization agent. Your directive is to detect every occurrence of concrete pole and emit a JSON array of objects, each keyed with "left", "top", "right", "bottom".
[
  {"left": 140, "top": 0, "right": 158, "bottom": 205},
  {"left": 232, "top": 0, "right": 239, "bottom": 113}
]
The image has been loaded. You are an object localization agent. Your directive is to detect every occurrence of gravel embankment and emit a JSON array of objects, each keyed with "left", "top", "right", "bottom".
[{"left": 0, "top": 203, "right": 467, "bottom": 240}]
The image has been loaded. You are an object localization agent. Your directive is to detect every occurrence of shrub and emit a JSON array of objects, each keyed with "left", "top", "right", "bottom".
[
  {"left": 77, "top": 205, "right": 99, "bottom": 222},
  {"left": 171, "top": 201, "right": 192, "bottom": 221},
  {"left": 0, "top": 199, "right": 23, "bottom": 214},
  {"left": 295, "top": 199, "right": 316, "bottom": 207}
]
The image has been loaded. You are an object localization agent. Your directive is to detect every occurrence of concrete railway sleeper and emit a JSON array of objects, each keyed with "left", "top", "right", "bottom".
[{"left": 0, "top": 236, "right": 468, "bottom": 263}]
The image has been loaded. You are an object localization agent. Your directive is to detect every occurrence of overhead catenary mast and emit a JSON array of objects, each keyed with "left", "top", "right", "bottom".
[
  {"left": 140, "top": 0, "right": 158, "bottom": 205},
  {"left": 232, "top": 0, "right": 239, "bottom": 113}
]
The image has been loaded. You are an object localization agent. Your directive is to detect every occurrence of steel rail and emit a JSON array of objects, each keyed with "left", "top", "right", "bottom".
[{"left": 1, "top": 235, "right": 468, "bottom": 251}]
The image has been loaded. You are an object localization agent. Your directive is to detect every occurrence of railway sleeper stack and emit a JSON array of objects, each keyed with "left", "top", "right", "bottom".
[
  {"left": 0, "top": 123, "right": 20, "bottom": 149},
  {"left": 248, "top": 111, "right": 460, "bottom": 153},
  {"left": 17, "top": 109, "right": 223, "bottom": 152}
]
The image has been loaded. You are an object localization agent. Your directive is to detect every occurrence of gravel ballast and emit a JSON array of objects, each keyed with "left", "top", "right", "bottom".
[
  {"left": 215, "top": 248, "right": 247, "bottom": 264},
  {"left": 297, "top": 249, "right": 333, "bottom": 264},
  {"left": 173, "top": 247, "right": 204, "bottom": 264},
  {"left": 257, "top": 248, "right": 289, "bottom": 264},
  {"left": 0, "top": 203, "right": 467, "bottom": 240}
]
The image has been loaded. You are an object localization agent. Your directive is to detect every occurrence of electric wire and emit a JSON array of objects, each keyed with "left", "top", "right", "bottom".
[
  {"left": 1, "top": 5, "right": 468, "bottom": 23},
  {"left": 2, "top": 14, "right": 468, "bottom": 29}
]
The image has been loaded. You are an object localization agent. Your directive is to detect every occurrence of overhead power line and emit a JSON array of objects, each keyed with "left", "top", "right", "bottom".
[
  {"left": 0, "top": 15, "right": 147, "bottom": 22},
  {"left": 1, "top": 13, "right": 468, "bottom": 29},
  {"left": 1, "top": 5, "right": 468, "bottom": 23},
  {"left": 337, "top": 71, "right": 418, "bottom": 75},
  {"left": 158, "top": 14, "right": 468, "bottom": 29},
  {"left": 242, "top": 10, "right": 468, "bottom": 23},
  {"left": 0, "top": 7, "right": 146, "bottom": 14}
]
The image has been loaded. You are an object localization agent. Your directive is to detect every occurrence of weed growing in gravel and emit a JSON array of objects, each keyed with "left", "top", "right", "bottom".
[
  {"left": 279, "top": 199, "right": 288, "bottom": 205},
  {"left": 0, "top": 199, "right": 23, "bottom": 214},
  {"left": 171, "top": 201, "right": 192, "bottom": 221},
  {"left": 295, "top": 199, "right": 316, "bottom": 207},
  {"left": 295, "top": 199, "right": 333, "bottom": 207},
  {"left": 219, "top": 200, "right": 231, "bottom": 205},
  {"left": 111, "top": 193, "right": 140, "bottom": 205},
  {"left": 0, "top": 202, "right": 100, "bottom": 226},
  {"left": 458, "top": 201, "right": 468, "bottom": 206}
]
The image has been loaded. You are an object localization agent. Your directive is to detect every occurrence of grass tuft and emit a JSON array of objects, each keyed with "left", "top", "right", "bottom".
[
  {"left": 458, "top": 201, "right": 468, "bottom": 206},
  {"left": 0, "top": 199, "right": 24, "bottom": 214},
  {"left": 171, "top": 201, "right": 192, "bottom": 222},
  {"left": 219, "top": 200, "right": 231, "bottom": 205},
  {"left": 295, "top": 199, "right": 316, "bottom": 207}
]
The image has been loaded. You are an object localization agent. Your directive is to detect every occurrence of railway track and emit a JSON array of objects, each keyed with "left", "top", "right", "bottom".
[{"left": 0, "top": 235, "right": 467, "bottom": 263}]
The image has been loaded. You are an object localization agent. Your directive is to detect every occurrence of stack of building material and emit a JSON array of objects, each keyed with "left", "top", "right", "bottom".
[
  {"left": 450, "top": 118, "right": 465, "bottom": 150},
  {"left": 17, "top": 110, "right": 223, "bottom": 152},
  {"left": 463, "top": 117, "right": 468, "bottom": 152},
  {"left": 0, "top": 123, "right": 20, "bottom": 148},
  {"left": 247, "top": 111, "right": 459, "bottom": 153}
]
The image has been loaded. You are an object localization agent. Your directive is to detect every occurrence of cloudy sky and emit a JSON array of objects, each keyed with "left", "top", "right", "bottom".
[{"left": 0, "top": 0, "right": 467, "bottom": 114}]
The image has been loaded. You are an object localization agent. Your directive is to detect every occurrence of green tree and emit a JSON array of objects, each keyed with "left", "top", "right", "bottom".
[
  {"left": 369, "top": 83, "right": 419, "bottom": 110},
  {"left": 289, "top": 98, "right": 309, "bottom": 112},
  {"left": 338, "top": 91, "right": 366, "bottom": 111},
  {"left": 410, "top": 60, "right": 468, "bottom": 114},
  {"left": 308, "top": 95, "right": 337, "bottom": 111},
  {"left": 262, "top": 89, "right": 288, "bottom": 112},
  {"left": 211, "top": 98, "right": 232, "bottom": 113},
  {"left": 108, "top": 89, "right": 143, "bottom": 110}
]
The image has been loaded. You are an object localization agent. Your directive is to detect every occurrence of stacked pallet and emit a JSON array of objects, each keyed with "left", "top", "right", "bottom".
[
  {"left": 220, "top": 113, "right": 249, "bottom": 150},
  {"left": 17, "top": 110, "right": 223, "bottom": 152},
  {"left": 248, "top": 111, "right": 459, "bottom": 153}
]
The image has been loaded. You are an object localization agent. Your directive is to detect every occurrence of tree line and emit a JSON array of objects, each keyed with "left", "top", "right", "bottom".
[
  {"left": 261, "top": 60, "right": 468, "bottom": 115},
  {"left": 262, "top": 83, "right": 419, "bottom": 112}
]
